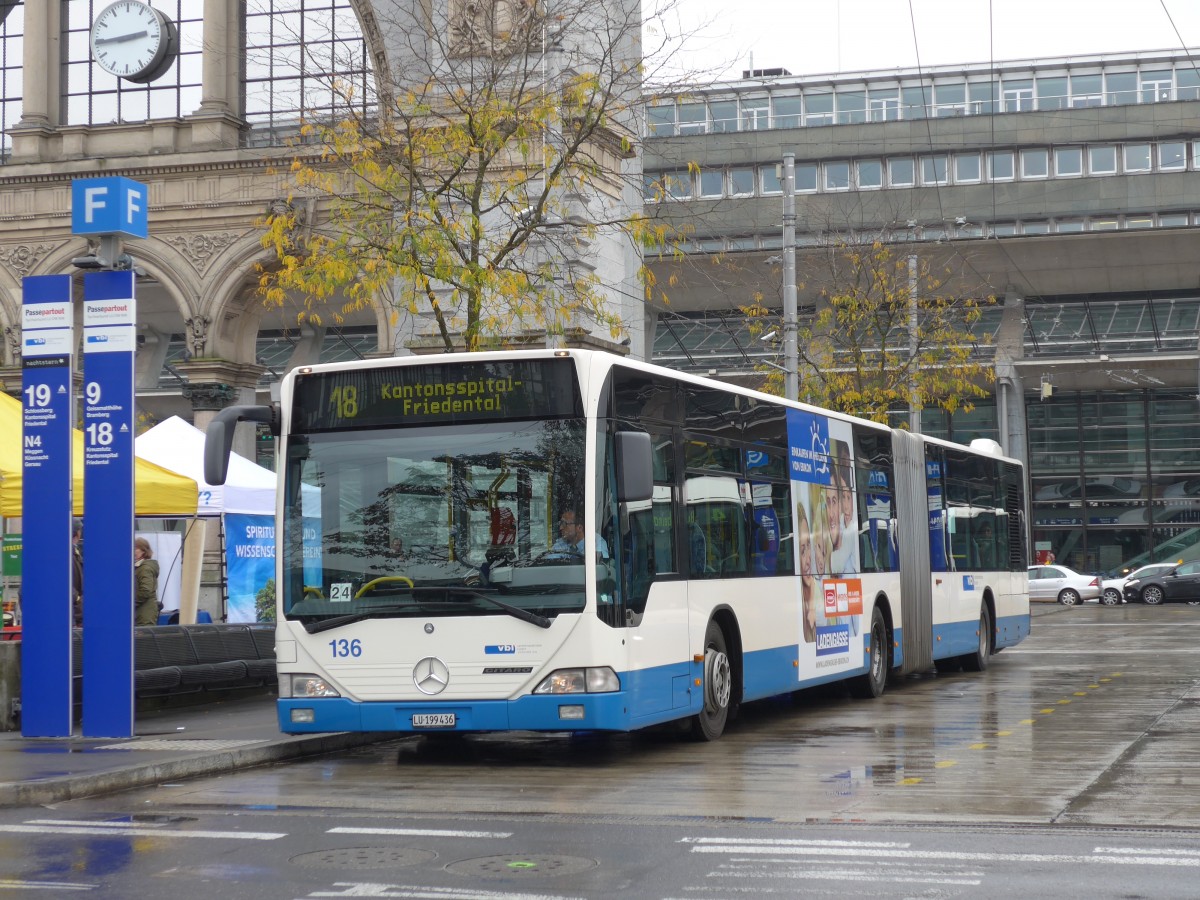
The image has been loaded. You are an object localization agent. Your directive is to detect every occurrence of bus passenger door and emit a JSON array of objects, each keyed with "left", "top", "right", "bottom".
[{"left": 617, "top": 485, "right": 692, "bottom": 720}]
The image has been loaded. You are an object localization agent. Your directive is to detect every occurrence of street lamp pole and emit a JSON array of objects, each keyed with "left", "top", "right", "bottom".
[{"left": 782, "top": 153, "right": 799, "bottom": 400}]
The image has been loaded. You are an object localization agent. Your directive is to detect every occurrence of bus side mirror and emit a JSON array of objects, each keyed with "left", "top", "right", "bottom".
[
  {"left": 615, "top": 431, "right": 653, "bottom": 503},
  {"left": 204, "top": 404, "right": 278, "bottom": 486}
]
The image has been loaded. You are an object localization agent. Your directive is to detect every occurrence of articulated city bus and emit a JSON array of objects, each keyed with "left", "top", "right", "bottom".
[{"left": 205, "top": 349, "right": 1029, "bottom": 741}]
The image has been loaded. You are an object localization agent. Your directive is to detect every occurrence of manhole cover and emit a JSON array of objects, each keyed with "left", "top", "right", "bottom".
[
  {"left": 446, "top": 854, "right": 598, "bottom": 878},
  {"left": 291, "top": 847, "right": 436, "bottom": 869}
]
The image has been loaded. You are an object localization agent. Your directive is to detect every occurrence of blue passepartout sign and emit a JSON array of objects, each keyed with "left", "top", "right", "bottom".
[
  {"left": 81, "top": 270, "right": 137, "bottom": 738},
  {"left": 20, "top": 275, "right": 74, "bottom": 737},
  {"left": 71, "top": 177, "right": 149, "bottom": 239}
]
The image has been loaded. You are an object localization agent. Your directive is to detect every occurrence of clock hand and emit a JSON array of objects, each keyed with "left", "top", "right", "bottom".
[{"left": 94, "top": 30, "right": 150, "bottom": 45}]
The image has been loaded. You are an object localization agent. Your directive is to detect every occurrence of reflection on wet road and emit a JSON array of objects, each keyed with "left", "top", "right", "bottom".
[{"left": 139, "top": 604, "right": 1200, "bottom": 827}]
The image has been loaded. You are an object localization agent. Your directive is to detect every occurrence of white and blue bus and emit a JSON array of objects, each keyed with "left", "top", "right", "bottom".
[{"left": 205, "top": 349, "right": 1029, "bottom": 741}]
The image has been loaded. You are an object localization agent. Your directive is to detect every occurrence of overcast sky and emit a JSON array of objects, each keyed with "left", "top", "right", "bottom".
[{"left": 654, "top": 0, "right": 1200, "bottom": 81}]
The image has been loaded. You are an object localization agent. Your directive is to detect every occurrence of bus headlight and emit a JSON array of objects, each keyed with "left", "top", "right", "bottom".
[
  {"left": 282, "top": 674, "right": 341, "bottom": 698},
  {"left": 533, "top": 667, "right": 619, "bottom": 694}
]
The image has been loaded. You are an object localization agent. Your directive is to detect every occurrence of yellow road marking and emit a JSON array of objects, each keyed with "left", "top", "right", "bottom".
[
  {"left": 934, "top": 760, "right": 957, "bottom": 769},
  {"left": 969, "top": 742, "right": 989, "bottom": 750},
  {"left": 900, "top": 777, "right": 923, "bottom": 785}
]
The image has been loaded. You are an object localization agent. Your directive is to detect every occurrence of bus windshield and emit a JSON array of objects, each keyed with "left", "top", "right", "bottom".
[{"left": 281, "top": 419, "right": 587, "bottom": 628}]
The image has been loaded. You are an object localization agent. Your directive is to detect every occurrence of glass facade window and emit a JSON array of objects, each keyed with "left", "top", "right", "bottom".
[
  {"left": 1126, "top": 216, "right": 1153, "bottom": 229},
  {"left": 856, "top": 159, "right": 882, "bottom": 188},
  {"left": 676, "top": 102, "right": 706, "bottom": 134},
  {"left": 990, "top": 223, "right": 1017, "bottom": 236},
  {"left": 1091, "top": 218, "right": 1118, "bottom": 230},
  {"left": 1020, "top": 148, "right": 1049, "bottom": 178},
  {"left": 968, "top": 80, "right": 995, "bottom": 114},
  {"left": 954, "top": 153, "right": 981, "bottom": 182},
  {"left": 901, "top": 84, "right": 929, "bottom": 118},
  {"left": 1054, "top": 147, "right": 1083, "bottom": 176},
  {"left": 795, "top": 162, "right": 818, "bottom": 192},
  {"left": 1140, "top": 71, "right": 1173, "bottom": 103},
  {"left": 1124, "top": 143, "right": 1152, "bottom": 172},
  {"left": 244, "top": 0, "right": 371, "bottom": 137},
  {"left": 920, "top": 155, "right": 948, "bottom": 185},
  {"left": 1001, "top": 79, "right": 1033, "bottom": 111},
  {"left": 760, "top": 164, "right": 782, "bottom": 194},
  {"left": 1070, "top": 73, "right": 1103, "bottom": 106},
  {"left": 0, "top": 4, "right": 21, "bottom": 157},
  {"left": 1056, "top": 219, "right": 1084, "bottom": 232},
  {"left": 934, "top": 81, "right": 966, "bottom": 116},
  {"left": 1159, "top": 213, "right": 1190, "bottom": 227},
  {"left": 888, "top": 157, "right": 915, "bottom": 186},
  {"left": 837, "top": 90, "right": 865, "bottom": 124},
  {"left": 868, "top": 90, "right": 899, "bottom": 121},
  {"left": 1089, "top": 145, "right": 1117, "bottom": 174},
  {"left": 65, "top": 0, "right": 204, "bottom": 125},
  {"left": 708, "top": 99, "right": 737, "bottom": 133},
  {"left": 662, "top": 171, "right": 692, "bottom": 201},
  {"left": 1106, "top": 71, "right": 1137, "bottom": 105},
  {"left": 1036, "top": 76, "right": 1068, "bottom": 110},
  {"left": 1180, "top": 67, "right": 1200, "bottom": 100},
  {"left": 741, "top": 97, "right": 769, "bottom": 130},
  {"left": 1022, "top": 221, "right": 1050, "bottom": 234},
  {"left": 824, "top": 160, "right": 850, "bottom": 190},
  {"left": 988, "top": 150, "right": 1015, "bottom": 180},
  {"left": 772, "top": 95, "right": 801, "bottom": 128},
  {"left": 804, "top": 92, "right": 834, "bottom": 125},
  {"left": 699, "top": 168, "right": 723, "bottom": 198},
  {"left": 1159, "top": 142, "right": 1187, "bottom": 170},
  {"left": 647, "top": 104, "right": 675, "bottom": 137},
  {"left": 729, "top": 166, "right": 754, "bottom": 196}
]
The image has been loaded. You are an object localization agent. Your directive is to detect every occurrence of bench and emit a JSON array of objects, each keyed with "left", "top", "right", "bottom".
[{"left": 132, "top": 623, "right": 276, "bottom": 697}]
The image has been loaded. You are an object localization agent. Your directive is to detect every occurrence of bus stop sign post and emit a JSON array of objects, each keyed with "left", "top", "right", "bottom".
[
  {"left": 81, "top": 270, "right": 137, "bottom": 738},
  {"left": 19, "top": 275, "right": 75, "bottom": 738}
]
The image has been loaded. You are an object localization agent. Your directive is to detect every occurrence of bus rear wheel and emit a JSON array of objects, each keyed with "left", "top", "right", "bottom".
[
  {"left": 689, "top": 621, "right": 731, "bottom": 741},
  {"left": 959, "top": 603, "right": 993, "bottom": 672},
  {"left": 849, "top": 606, "right": 888, "bottom": 699}
]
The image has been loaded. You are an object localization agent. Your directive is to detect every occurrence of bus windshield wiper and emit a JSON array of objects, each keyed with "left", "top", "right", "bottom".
[
  {"left": 414, "top": 586, "right": 552, "bottom": 629},
  {"left": 301, "top": 610, "right": 407, "bottom": 634}
]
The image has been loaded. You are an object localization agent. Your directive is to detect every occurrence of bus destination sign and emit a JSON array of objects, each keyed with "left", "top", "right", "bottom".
[{"left": 292, "top": 359, "right": 583, "bottom": 432}]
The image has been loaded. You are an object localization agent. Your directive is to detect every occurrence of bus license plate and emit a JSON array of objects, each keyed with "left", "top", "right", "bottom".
[{"left": 412, "top": 713, "right": 456, "bottom": 728}]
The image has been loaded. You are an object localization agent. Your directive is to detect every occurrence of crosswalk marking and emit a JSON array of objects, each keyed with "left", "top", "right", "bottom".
[
  {"left": 0, "top": 880, "right": 94, "bottom": 892},
  {"left": 0, "top": 823, "right": 284, "bottom": 840},
  {"left": 327, "top": 826, "right": 512, "bottom": 839}
]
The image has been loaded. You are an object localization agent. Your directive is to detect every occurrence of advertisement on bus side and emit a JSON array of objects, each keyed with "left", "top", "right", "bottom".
[{"left": 787, "top": 410, "right": 864, "bottom": 680}]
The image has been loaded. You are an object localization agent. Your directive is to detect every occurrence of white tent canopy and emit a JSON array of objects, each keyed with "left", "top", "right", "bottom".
[{"left": 136, "top": 416, "right": 275, "bottom": 516}]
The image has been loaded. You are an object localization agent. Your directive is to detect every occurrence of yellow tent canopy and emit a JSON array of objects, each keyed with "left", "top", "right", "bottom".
[{"left": 0, "top": 390, "right": 198, "bottom": 518}]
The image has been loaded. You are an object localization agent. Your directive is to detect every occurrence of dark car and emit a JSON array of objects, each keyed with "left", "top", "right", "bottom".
[{"left": 1123, "top": 560, "right": 1200, "bottom": 605}]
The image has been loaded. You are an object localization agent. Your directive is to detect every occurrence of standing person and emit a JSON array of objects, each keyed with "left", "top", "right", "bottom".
[
  {"left": 134, "top": 537, "right": 160, "bottom": 626},
  {"left": 71, "top": 521, "right": 84, "bottom": 627}
]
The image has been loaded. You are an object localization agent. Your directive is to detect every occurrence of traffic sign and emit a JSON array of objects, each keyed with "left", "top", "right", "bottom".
[{"left": 71, "top": 176, "right": 149, "bottom": 239}]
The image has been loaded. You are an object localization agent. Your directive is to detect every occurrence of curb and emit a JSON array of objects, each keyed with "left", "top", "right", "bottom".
[{"left": 0, "top": 731, "right": 394, "bottom": 809}]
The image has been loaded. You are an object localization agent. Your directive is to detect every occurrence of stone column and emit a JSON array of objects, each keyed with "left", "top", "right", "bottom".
[
  {"left": 175, "top": 359, "right": 267, "bottom": 622},
  {"left": 191, "top": 0, "right": 244, "bottom": 148},
  {"left": 10, "top": 0, "right": 58, "bottom": 161}
]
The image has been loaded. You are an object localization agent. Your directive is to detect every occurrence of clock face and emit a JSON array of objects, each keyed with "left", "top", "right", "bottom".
[{"left": 90, "top": 1, "right": 178, "bottom": 84}]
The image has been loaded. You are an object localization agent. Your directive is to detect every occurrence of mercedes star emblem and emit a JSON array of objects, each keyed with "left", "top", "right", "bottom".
[{"left": 413, "top": 656, "right": 450, "bottom": 695}]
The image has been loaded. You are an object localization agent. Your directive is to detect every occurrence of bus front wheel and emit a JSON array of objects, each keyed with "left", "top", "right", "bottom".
[{"left": 689, "top": 621, "right": 731, "bottom": 741}]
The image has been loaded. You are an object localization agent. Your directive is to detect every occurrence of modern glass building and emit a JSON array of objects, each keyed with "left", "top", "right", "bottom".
[{"left": 642, "top": 50, "right": 1200, "bottom": 576}]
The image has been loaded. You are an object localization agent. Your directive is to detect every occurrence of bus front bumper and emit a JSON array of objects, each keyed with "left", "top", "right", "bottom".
[{"left": 278, "top": 693, "right": 632, "bottom": 734}]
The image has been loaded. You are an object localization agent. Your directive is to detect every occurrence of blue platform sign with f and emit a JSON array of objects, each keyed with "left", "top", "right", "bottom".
[{"left": 71, "top": 177, "right": 148, "bottom": 239}]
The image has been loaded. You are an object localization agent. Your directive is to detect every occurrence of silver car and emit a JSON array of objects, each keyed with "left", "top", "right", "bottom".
[{"left": 1027, "top": 564, "right": 1101, "bottom": 605}]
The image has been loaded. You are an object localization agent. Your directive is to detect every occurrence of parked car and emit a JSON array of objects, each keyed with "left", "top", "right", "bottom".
[
  {"left": 1123, "top": 560, "right": 1200, "bottom": 605},
  {"left": 1162, "top": 478, "right": 1200, "bottom": 501},
  {"left": 1101, "top": 563, "right": 1178, "bottom": 605},
  {"left": 1028, "top": 564, "right": 1101, "bottom": 605}
]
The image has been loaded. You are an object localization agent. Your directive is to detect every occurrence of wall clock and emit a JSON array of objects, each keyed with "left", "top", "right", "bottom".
[{"left": 90, "top": 1, "right": 179, "bottom": 84}]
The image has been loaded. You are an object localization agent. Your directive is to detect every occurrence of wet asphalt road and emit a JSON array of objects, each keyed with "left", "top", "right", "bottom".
[{"left": 5, "top": 601, "right": 1200, "bottom": 898}]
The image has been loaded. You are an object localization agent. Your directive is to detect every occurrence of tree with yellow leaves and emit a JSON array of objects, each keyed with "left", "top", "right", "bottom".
[
  {"left": 745, "top": 239, "right": 996, "bottom": 425},
  {"left": 259, "top": 0, "right": 693, "bottom": 352}
]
